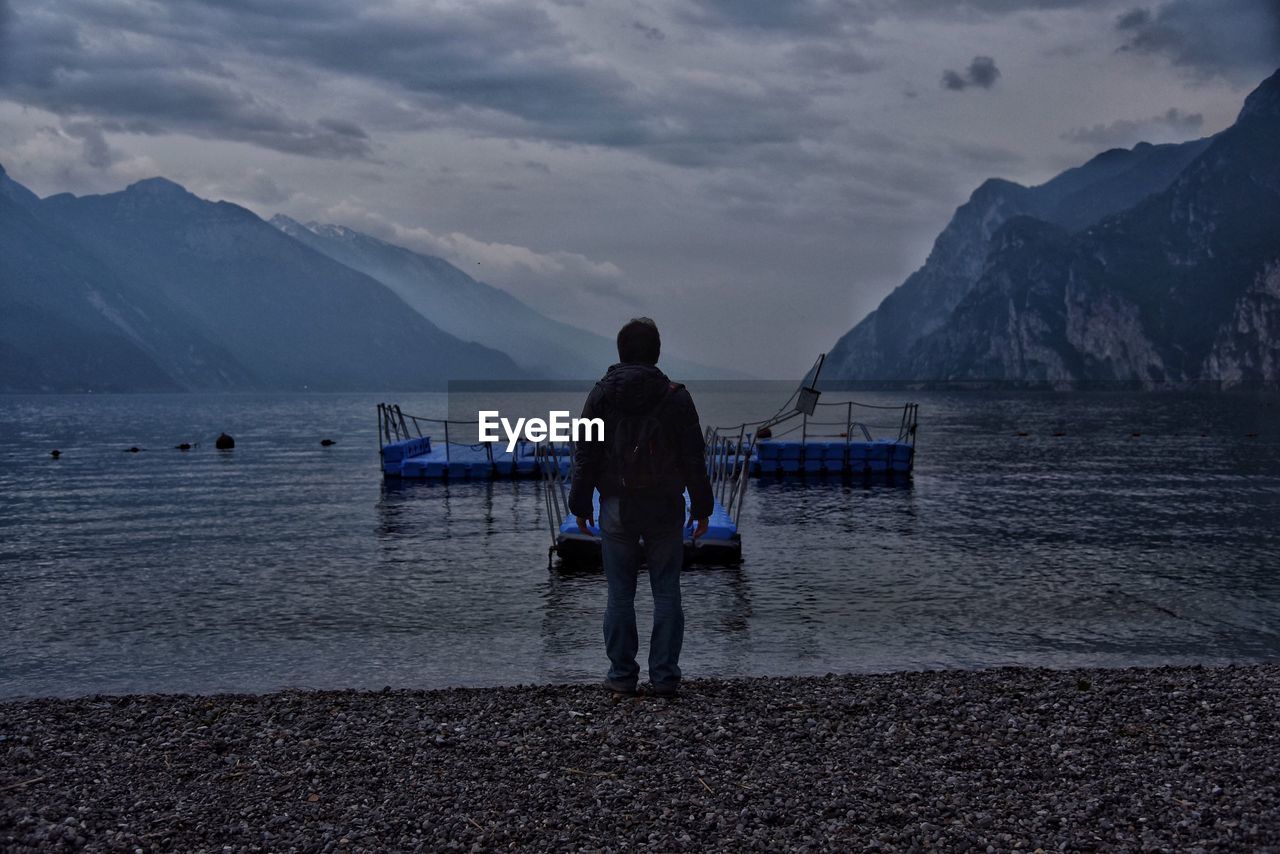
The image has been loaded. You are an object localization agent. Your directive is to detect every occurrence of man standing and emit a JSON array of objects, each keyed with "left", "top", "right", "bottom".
[{"left": 568, "top": 318, "right": 714, "bottom": 698}]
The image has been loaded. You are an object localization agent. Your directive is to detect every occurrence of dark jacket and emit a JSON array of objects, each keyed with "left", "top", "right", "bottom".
[{"left": 567, "top": 363, "right": 714, "bottom": 521}]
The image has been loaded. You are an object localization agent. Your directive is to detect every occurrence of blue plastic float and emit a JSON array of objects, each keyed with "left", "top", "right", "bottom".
[
  {"left": 551, "top": 490, "right": 742, "bottom": 566},
  {"left": 751, "top": 438, "right": 914, "bottom": 476},
  {"left": 380, "top": 437, "right": 568, "bottom": 480}
]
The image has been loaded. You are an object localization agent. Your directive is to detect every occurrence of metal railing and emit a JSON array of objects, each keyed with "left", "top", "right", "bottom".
[
  {"left": 537, "top": 441, "right": 572, "bottom": 545},
  {"left": 377, "top": 403, "right": 499, "bottom": 465},
  {"left": 707, "top": 394, "right": 918, "bottom": 478},
  {"left": 702, "top": 425, "right": 756, "bottom": 526}
]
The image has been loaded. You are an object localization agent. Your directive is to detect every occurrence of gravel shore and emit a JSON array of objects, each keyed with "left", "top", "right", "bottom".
[{"left": 2, "top": 665, "right": 1278, "bottom": 852}]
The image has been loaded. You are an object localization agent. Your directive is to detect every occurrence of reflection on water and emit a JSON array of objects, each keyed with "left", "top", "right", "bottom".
[{"left": 1, "top": 389, "right": 1278, "bottom": 698}]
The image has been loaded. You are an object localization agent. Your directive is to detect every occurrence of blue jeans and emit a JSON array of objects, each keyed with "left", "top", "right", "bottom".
[{"left": 599, "top": 493, "right": 685, "bottom": 688}]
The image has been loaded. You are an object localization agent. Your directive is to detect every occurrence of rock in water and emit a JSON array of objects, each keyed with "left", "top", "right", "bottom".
[
  {"left": 320, "top": 439, "right": 336, "bottom": 447},
  {"left": 50, "top": 449, "right": 61, "bottom": 459},
  {"left": 215, "top": 433, "right": 235, "bottom": 450},
  {"left": 175, "top": 442, "right": 192, "bottom": 451}
]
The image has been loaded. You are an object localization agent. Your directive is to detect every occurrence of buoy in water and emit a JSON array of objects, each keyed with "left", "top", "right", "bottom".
[
  {"left": 50, "top": 449, "right": 61, "bottom": 459},
  {"left": 215, "top": 433, "right": 235, "bottom": 450},
  {"left": 320, "top": 439, "right": 336, "bottom": 447},
  {"left": 125, "top": 446, "right": 141, "bottom": 453},
  {"left": 1130, "top": 432, "right": 1142, "bottom": 438},
  {"left": 175, "top": 442, "right": 192, "bottom": 451}
]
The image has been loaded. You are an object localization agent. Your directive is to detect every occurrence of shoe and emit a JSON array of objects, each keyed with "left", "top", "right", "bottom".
[
  {"left": 645, "top": 682, "right": 679, "bottom": 698},
  {"left": 603, "top": 678, "right": 638, "bottom": 696}
]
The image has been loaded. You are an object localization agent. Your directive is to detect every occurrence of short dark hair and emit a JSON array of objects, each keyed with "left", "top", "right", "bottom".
[{"left": 617, "top": 317, "right": 661, "bottom": 365}]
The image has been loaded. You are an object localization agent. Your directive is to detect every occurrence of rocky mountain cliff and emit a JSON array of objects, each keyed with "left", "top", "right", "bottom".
[
  {"left": 827, "top": 71, "right": 1280, "bottom": 386},
  {"left": 1, "top": 172, "right": 521, "bottom": 391}
]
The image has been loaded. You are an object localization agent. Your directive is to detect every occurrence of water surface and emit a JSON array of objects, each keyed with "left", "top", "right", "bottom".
[{"left": 1, "top": 388, "right": 1277, "bottom": 698}]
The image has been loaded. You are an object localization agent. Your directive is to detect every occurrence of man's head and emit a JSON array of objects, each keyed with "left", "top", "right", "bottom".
[{"left": 616, "top": 317, "right": 661, "bottom": 365}]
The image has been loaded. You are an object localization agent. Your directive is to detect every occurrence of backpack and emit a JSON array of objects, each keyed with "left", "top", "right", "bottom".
[{"left": 612, "top": 383, "right": 681, "bottom": 491}]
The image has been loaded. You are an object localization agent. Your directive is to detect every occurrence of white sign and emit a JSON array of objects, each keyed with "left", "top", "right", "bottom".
[{"left": 477, "top": 410, "right": 604, "bottom": 453}]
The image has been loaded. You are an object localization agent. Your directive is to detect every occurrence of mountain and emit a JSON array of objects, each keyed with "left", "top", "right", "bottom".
[
  {"left": 2, "top": 173, "right": 521, "bottom": 391},
  {"left": 1, "top": 166, "right": 249, "bottom": 392},
  {"left": 269, "top": 216, "right": 738, "bottom": 379},
  {"left": 827, "top": 129, "right": 1215, "bottom": 382},
  {"left": 270, "top": 215, "right": 609, "bottom": 377},
  {"left": 891, "top": 68, "right": 1280, "bottom": 385}
]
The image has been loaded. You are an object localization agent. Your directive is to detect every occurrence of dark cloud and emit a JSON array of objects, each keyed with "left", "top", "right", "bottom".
[
  {"left": 1116, "top": 0, "right": 1280, "bottom": 82},
  {"left": 1115, "top": 7, "right": 1151, "bottom": 28},
  {"left": 942, "top": 55, "right": 1002, "bottom": 90},
  {"left": 1, "top": 2, "right": 374, "bottom": 158},
  {"left": 968, "top": 56, "right": 1002, "bottom": 86},
  {"left": 222, "top": 3, "right": 643, "bottom": 140},
  {"left": 631, "top": 20, "right": 665, "bottom": 41},
  {"left": 0, "top": 0, "right": 843, "bottom": 170},
  {"left": 1062, "top": 106, "right": 1204, "bottom": 146}
]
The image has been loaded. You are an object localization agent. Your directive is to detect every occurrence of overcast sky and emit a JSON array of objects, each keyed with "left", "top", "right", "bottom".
[{"left": 1, "top": 0, "right": 1277, "bottom": 376}]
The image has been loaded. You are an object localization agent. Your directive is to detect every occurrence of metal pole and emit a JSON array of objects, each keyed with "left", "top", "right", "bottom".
[
  {"left": 801, "top": 411, "right": 808, "bottom": 470},
  {"left": 728, "top": 423, "right": 746, "bottom": 515},
  {"left": 732, "top": 435, "right": 755, "bottom": 525},
  {"left": 846, "top": 402, "right": 853, "bottom": 472},
  {"left": 444, "top": 420, "right": 451, "bottom": 462},
  {"left": 722, "top": 435, "right": 732, "bottom": 501}
]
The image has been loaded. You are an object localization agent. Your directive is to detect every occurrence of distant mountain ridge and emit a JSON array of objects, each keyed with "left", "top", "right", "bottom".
[
  {"left": 828, "top": 69, "right": 1280, "bottom": 386},
  {"left": 1, "top": 171, "right": 520, "bottom": 392},
  {"left": 270, "top": 215, "right": 619, "bottom": 378},
  {"left": 269, "top": 215, "right": 738, "bottom": 380}
]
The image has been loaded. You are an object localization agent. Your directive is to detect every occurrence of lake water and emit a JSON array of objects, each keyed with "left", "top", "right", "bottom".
[{"left": 2, "top": 387, "right": 1278, "bottom": 699}]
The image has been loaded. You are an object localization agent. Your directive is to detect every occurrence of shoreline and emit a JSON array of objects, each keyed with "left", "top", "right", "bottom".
[{"left": 3, "top": 664, "right": 1278, "bottom": 851}]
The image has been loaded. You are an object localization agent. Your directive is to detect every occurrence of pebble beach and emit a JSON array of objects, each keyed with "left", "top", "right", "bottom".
[{"left": 2, "top": 665, "right": 1278, "bottom": 852}]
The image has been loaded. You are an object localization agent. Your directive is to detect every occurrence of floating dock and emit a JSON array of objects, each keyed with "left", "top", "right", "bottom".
[
  {"left": 375, "top": 361, "right": 917, "bottom": 568},
  {"left": 539, "top": 439, "right": 749, "bottom": 567},
  {"left": 378, "top": 404, "right": 571, "bottom": 479},
  {"left": 379, "top": 392, "right": 917, "bottom": 482},
  {"left": 705, "top": 355, "right": 918, "bottom": 479},
  {"left": 380, "top": 435, "right": 572, "bottom": 479},
  {"left": 551, "top": 491, "right": 742, "bottom": 566}
]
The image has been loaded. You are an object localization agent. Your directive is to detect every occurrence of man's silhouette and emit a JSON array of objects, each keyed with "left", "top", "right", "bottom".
[{"left": 569, "top": 318, "right": 714, "bottom": 698}]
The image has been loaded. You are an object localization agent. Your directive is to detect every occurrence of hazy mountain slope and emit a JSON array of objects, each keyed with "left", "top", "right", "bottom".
[
  {"left": 270, "top": 216, "right": 741, "bottom": 380},
  {"left": 827, "top": 136, "right": 1212, "bottom": 381},
  {"left": 38, "top": 179, "right": 521, "bottom": 390},
  {"left": 902, "top": 69, "right": 1280, "bottom": 384},
  {"left": 270, "top": 216, "right": 611, "bottom": 376},
  {"left": 1, "top": 168, "right": 253, "bottom": 392}
]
